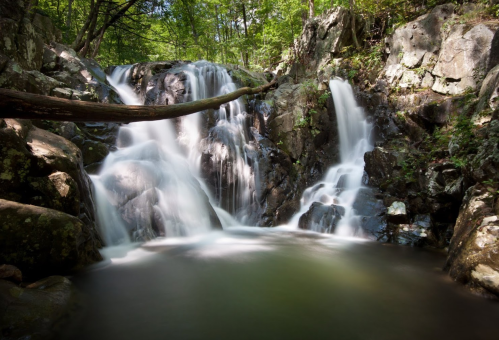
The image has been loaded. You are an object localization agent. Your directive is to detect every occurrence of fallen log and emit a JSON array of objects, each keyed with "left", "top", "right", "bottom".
[{"left": 0, "top": 76, "right": 276, "bottom": 122}]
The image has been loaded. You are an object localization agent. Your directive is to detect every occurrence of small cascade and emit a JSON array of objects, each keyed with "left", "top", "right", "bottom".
[
  {"left": 289, "top": 79, "right": 373, "bottom": 236},
  {"left": 182, "top": 62, "right": 257, "bottom": 224}
]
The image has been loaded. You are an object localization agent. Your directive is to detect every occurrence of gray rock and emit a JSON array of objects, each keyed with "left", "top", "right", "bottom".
[
  {"left": 432, "top": 24, "right": 498, "bottom": 95},
  {"left": 385, "top": 4, "right": 455, "bottom": 68}
]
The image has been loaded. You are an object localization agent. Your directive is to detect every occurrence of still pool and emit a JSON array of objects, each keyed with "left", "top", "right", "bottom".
[{"left": 59, "top": 228, "right": 499, "bottom": 340}]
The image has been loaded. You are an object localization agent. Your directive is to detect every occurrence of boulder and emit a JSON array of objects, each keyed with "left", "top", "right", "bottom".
[
  {"left": 468, "top": 116, "right": 499, "bottom": 183},
  {"left": 0, "top": 276, "right": 73, "bottom": 339},
  {"left": 0, "top": 264, "right": 22, "bottom": 283},
  {"left": 0, "top": 60, "right": 64, "bottom": 95},
  {"left": 385, "top": 4, "right": 455, "bottom": 69},
  {"left": 0, "top": 199, "right": 102, "bottom": 278},
  {"left": 298, "top": 202, "right": 345, "bottom": 233},
  {"left": 445, "top": 185, "right": 499, "bottom": 298},
  {"left": 32, "top": 12, "right": 62, "bottom": 44}
]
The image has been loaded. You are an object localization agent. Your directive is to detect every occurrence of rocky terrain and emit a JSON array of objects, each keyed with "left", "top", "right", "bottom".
[{"left": 1, "top": 0, "right": 499, "bottom": 337}]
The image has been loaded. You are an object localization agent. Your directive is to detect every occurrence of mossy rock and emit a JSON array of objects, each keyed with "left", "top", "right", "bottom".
[{"left": 0, "top": 199, "right": 102, "bottom": 279}]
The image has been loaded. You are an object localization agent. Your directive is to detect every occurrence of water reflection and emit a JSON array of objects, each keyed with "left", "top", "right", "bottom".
[{"left": 60, "top": 229, "right": 499, "bottom": 340}]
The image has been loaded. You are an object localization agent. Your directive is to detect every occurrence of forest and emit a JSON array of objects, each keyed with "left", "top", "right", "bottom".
[{"left": 32, "top": 0, "right": 489, "bottom": 68}]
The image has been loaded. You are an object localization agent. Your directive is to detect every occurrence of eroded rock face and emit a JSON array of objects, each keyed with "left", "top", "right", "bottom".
[{"left": 445, "top": 184, "right": 499, "bottom": 298}]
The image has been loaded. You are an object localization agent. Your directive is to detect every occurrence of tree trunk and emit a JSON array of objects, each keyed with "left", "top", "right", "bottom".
[
  {"left": 0, "top": 77, "right": 277, "bottom": 122},
  {"left": 301, "top": 0, "right": 308, "bottom": 26},
  {"left": 65, "top": 0, "right": 73, "bottom": 42},
  {"left": 242, "top": 3, "right": 249, "bottom": 67},
  {"left": 309, "top": 0, "right": 314, "bottom": 18},
  {"left": 349, "top": 0, "right": 360, "bottom": 50},
  {"left": 80, "top": 0, "right": 103, "bottom": 57},
  {"left": 90, "top": 0, "right": 111, "bottom": 58},
  {"left": 73, "top": 0, "right": 140, "bottom": 52},
  {"left": 72, "top": 0, "right": 96, "bottom": 49}
]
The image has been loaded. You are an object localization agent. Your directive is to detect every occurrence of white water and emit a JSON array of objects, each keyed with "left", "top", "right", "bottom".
[
  {"left": 92, "top": 62, "right": 258, "bottom": 246},
  {"left": 180, "top": 62, "right": 257, "bottom": 223},
  {"left": 289, "top": 79, "right": 373, "bottom": 236}
]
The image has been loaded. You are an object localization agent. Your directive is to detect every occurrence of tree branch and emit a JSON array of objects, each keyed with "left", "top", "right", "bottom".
[{"left": 0, "top": 76, "right": 277, "bottom": 122}]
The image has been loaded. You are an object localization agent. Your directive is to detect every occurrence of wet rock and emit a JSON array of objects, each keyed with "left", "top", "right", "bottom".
[
  {"left": 71, "top": 136, "right": 109, "bottom": 167},
  {"left": 0, "top": 199, "right": 102, "bottom": 278},
  {"left": 0, "top": 275, "right": 73, "bottom": 339},
  {"left": 0, "top": 264, "right": 22, "bottom": 283},
  {"left": 445, "top": 184, "right": 499, "bottom": 298},
  {"left": 363, "top": 147, "right": 399, "bottom": 187},
  {"left": 298, "top": 202, "right": 345, "bottom": 233}
]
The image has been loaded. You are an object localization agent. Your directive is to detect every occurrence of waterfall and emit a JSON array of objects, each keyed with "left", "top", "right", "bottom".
[
  {"left": 180, "top": 62, "right": 257, "bottom": 223},
  {"left": 92, "top": 62, "right": 258, "bottom": 245},
  {"left": 289, "top": 79, "right": 373, "bottom": 236}
]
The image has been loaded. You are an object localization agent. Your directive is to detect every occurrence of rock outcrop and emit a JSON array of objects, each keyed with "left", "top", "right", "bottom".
[{"left": 445, "top": 184, "right": 499, "bottom": 297}]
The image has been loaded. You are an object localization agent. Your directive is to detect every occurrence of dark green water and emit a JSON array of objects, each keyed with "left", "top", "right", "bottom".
[{"left": 59, "top": 228, "right": 499, "bottom": 340}]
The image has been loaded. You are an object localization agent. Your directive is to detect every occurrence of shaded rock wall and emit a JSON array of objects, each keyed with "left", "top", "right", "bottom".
[{"left": 0, "top": 0, "right": 122, "bottom": 277}]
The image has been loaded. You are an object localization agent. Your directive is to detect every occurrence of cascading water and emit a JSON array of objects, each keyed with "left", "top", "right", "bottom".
[
  {"left": 180, "top": 62, "right": 257, "bottom": 223},
  {"left": 289, "top": 78, "right": 373, "bottom": 236},
  {"left": 92, "top": 62, "right": 258, "bottom": 245}
]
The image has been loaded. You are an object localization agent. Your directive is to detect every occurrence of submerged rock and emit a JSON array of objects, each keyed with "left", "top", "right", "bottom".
[
  {"left": 0, "top": 276, "right": 73, "bottom": 339},
  {"left": 298, "top": 202, "right": 345, "bottom": 233}
]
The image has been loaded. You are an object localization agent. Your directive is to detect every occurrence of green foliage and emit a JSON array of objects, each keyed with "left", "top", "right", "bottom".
[{"left": 318, "top": 91, "right": 330, "bottom": 107}]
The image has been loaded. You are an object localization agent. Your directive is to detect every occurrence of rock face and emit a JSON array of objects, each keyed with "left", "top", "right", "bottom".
[
  {"left": 382, "top": 4, "right": 499, "bottom": 95},
  {"left": 445, "top": 185, "right": 499, "bottom": 298},
  {"left": 290, "top": 7, "right": 360, "bottom": 74},
  {"left": 0, "top": 119, "right": 102, "bottom": 278}
]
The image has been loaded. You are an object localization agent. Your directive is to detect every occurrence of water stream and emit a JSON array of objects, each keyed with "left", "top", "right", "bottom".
[
  {"left": 289, "top": 79, "right": 373, "bottom": 236},
  {"left": 58, "top": 63, "right": 499, "bottom": 339}
]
